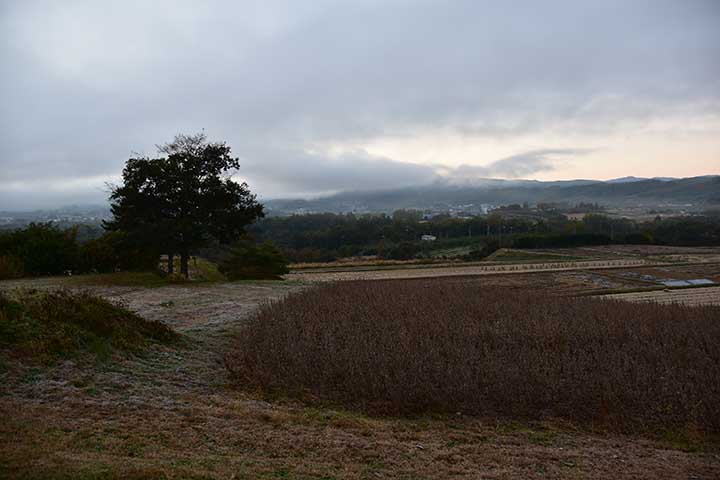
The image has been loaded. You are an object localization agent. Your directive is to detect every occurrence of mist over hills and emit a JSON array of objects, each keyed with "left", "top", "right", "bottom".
[{"left": 266, "top": 175, "right": 720, "bottom": 215}]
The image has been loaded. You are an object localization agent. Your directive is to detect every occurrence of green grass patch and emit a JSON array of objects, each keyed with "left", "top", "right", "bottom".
[
  {"left": 485, "top": 248, "right": 586, "bottom": 263},
  {"left": 189, "top": 257, "right": 226, "bottom": 282},
  {"left": 166, "top": 257, "right": 227, "bottom": 282},
  {"left": 0, "top": 289, "right": 177, "bottom": 363},
  {"left": 429, "top": 246, "right": 473, "bottom": 258},
  {"left": 658, "top": 426, "right": 719, "bottom": 453}
]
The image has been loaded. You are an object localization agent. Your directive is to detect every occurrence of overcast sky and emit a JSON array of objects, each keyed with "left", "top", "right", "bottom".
[{"left": 1, "top": 0, "right": 719, "bottom": 209}]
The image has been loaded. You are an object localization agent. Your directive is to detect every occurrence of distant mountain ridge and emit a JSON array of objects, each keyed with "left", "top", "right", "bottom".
[
  {"left": 605, "top": 176, "right": 676, "bottom": 184},
  {"left": 266, "top": 175, "right": 720, "bottom": 214}
]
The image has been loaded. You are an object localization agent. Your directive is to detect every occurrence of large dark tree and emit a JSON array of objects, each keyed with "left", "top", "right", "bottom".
[{"left": 105, "top": 133, "right": 264, "bottom": 277}]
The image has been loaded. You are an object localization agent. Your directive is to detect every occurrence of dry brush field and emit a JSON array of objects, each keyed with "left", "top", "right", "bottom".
[{"left": 227, "top": 280, "right": 720, "bottom": 431}]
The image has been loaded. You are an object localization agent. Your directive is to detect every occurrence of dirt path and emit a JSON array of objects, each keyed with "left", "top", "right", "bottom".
[{"left": 1, "top": 281, "right": 719, "bottom": 479}]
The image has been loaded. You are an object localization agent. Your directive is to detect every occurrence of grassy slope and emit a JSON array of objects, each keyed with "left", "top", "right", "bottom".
[{"left": 0, "top": 290, "right": 177, "bottom": 363}]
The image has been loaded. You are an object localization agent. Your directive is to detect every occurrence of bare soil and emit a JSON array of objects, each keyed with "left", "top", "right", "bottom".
[{"left": 1, "top": 279, "right": 719, "bottom": 479}]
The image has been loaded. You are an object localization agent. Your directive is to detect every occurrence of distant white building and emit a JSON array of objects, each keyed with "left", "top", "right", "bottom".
[{"left": 421, "top": 234, "right": 437, "bottom": 241}]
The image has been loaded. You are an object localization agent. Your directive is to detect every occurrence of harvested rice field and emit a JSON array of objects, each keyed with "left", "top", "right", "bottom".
[
  {"left": 286, "top": 258, "right": 655, "bottom": 282},
  {"left": 604, "top": 285, "right": 720, "bottom": 306}
]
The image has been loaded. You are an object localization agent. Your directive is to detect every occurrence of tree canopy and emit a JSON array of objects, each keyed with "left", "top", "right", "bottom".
[{"left": 105, "top": 133, "right": 264, "bottom": 277}]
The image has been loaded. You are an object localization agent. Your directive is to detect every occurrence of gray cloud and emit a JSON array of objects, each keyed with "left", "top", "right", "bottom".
[
  {"left": 237, "top": 148, "right": 438, "bottom": 197},
  {"left": 239, "top": 147, "right": 589, "bottom": 196},
  {"left": 1, "top": 0, "right": 719, "bottom": 209},
  {"left": 445, "top": 149, "right": 592, "bottom": 179}
]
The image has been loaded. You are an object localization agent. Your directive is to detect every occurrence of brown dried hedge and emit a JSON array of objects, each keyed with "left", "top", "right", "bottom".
[{"left": 226, "top": 280, "right": 720, "bottom": 431}]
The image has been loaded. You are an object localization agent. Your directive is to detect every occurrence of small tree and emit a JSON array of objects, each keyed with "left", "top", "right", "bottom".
[
  {"left": 463, "top": 239, "right": 499, "bottom": 261},
  {"left": 218, "top": 239, "right": 289, "bottom": 280},
  {"left": 77, "top": 236, "right": 118, "bottom": 273},
  {"left": 105, "top": 133, "right": 264, "bottom": 277}
]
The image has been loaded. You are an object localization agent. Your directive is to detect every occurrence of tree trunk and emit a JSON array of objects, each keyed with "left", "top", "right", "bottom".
[
  {"left": 167, "top": 253, "right": 174, "bottom": 274},
  {"left": 180, "top": 251, "right": 189, "bottom": 279}
]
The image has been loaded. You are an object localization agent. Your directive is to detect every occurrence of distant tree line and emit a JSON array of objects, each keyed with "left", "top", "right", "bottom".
[
  {"left": 250, "top": 210, "right": 720, "bottom": 262},
  {"left": 250, "top": 211, "right": 537, "bottom": 262}
]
